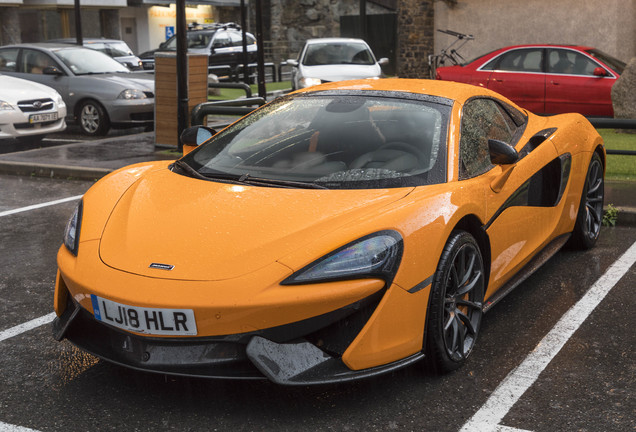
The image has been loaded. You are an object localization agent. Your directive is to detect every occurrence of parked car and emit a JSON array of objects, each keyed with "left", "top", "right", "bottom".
[
  {"left": 288, "top": 38, "right": 388, "bottom": 90},
  {"left": 53, "top": 78, "right": 605, "bottom": 384},
  {"left": 435, "top": 44, "right": 626, "bottom": 117},
  {"left": 0, "top": 43, "right": 154, "bottom": 135},
  {"left": 138, "top": 23, "right": 257, "bottom": 72},
  {"left": 49, "top": 38, "right": 143, "bottom": 70},
  {"left": 0, "top": 73, "right": 66, "bottom": 144}
]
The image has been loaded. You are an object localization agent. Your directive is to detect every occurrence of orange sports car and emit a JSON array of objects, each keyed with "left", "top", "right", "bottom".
[{"left": 53, "top": 79, "right": 605, "bottom": 385}]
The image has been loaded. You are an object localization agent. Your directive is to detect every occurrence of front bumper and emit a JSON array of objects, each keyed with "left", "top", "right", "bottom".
[
  {"left": 104, "top": 98, "right": 154, "bottom": 127},
  {"left": 53, "top": 291, "right": 424, "bottom": 385}
]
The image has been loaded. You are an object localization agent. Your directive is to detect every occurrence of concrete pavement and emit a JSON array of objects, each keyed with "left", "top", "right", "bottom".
[{"left": 0, "top": 131, "right": 634, "bottom": 225}]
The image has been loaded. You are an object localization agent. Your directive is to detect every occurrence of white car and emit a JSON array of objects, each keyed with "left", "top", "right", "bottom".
[
  {"left": 287, "top": 38, "right": 388, "bottom": 90},
  {"left": 0, "top": 74, "right": 66, "bottom": 144}
]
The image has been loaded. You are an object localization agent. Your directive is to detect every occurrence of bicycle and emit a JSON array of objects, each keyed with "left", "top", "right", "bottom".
[{"left": 427, "top": 29, "right": 474, "bottom": 79}]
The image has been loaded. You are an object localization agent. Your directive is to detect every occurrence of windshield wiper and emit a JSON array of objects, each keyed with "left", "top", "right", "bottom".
[
  {"left": 239, "top": 174, "right": 327, "bottom": 189},
  {"left": 171, "top": 160, "right": 238, "bottom": 182}
]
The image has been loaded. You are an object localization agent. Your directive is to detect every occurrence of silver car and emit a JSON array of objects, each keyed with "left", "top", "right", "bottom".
[
  {"left": 0, "top": 43, "right": 154, "bottom": 135},
  {"left": 49, "top": 38, "right": 143, "bottom": 71},
  {"left": 288, "top": 38, "right": 388, "bottom": 90}
]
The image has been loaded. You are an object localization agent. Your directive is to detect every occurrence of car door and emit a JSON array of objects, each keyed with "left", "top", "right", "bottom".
[
  {"left": 459, "top": 97, "right": 563, "bottom": 298},
  {"left": 210, "top": 31, "right": 234, "bottom": 66},
  {"left": 484, "top": 48, "right": 546, "bottom": 113},
  {"left": 545, "top": 48, "right": 615, "bottom": 116}
]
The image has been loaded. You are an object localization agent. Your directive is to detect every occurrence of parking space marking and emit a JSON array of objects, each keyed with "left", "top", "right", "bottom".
[
  {"left": 0, "top": 195, "right": 82, "bottom": 218},
  {"left": 460, "top": 240, "right": 636, "bottom": 432},
  {"left": 0, "top": 421, "right": 42, "bottom": 432},
  {"left": 0, "top": 313, "right": 56, "bottom": 343}
]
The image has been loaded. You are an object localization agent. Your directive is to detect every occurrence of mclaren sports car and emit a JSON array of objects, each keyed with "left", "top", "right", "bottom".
[{"left": 53, "top": 79, "right": 605, "bottom": 385}]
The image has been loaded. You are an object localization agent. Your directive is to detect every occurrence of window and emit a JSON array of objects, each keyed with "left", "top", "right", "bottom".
[
  {"left": 0, "top": 48, "right": 18, "bottom": 72},
  {"left": 22, "top": 49, "right": 57, "bottom": 74},
  {"left": 548, "top": 49, "right": 602, "bottom": 76},
  {"left": 483, "top": 48, "right": 543, "bottom": 73},
  {"left": 212, "top": 32, "right": 231, "bottom": 49},
  {"left": 460, "top": 98, "right": 518, "bottom": 179}
]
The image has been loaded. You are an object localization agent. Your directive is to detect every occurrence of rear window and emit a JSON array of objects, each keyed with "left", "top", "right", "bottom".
[{"left": 585, "top": 49, "right": 626, "bottom": 75}]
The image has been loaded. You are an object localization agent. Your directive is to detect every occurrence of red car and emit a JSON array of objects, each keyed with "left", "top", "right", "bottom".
[{"left": 435, "top": 44, "right": 626, "bottom": 117}]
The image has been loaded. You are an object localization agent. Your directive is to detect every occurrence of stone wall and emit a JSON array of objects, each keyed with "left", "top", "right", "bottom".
[{"left": 396, "top": 0, "right": 434, "bottom": 78}]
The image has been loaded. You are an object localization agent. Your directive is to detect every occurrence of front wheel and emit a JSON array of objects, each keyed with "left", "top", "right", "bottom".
[
  {"left": 78, "top": 100, "right": 110, "bottom": 136},
  {"left": 568, "top": 152, "right": 604, "bottom": 249},
  {"left": 425, "top": 230, "right": 485, "bottom": 373}
]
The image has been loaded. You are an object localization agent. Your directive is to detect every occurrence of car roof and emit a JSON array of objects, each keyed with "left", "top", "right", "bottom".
[
  {"left": 297, "top": 78, "right": 508, "bottom": 106},
  {"left": 305, "top": 38, "right": 369, "bottom": 45},
  {"left": 1, "top": 42, "right": 89, "bottom": 51},
  {"left": 49, "top": 38, "right": 127, "bottom": 44},
  {"left": 485, "top": 44, "right": 594, "bottom": 54}
]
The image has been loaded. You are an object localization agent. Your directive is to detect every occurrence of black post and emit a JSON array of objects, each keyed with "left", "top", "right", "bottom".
[
  {"left": 176, "top": 0, "right": 188, "bottom": 152},
  {"left": 240, "top": 0, "right": 249, "bottom": 84},
  {"left": 254, "top": 0, "right": 266, "bottom": 99},
  {"left": 74, "top": 0, "right": 83, "bottom": 45},
  {"left": 359, "top": 0, "right": 367, "bottom": 41}
]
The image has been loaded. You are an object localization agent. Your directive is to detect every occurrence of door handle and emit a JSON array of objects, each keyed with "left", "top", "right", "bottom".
[{"left": 551, "top": 81, "right": 560, "bottom": 85}]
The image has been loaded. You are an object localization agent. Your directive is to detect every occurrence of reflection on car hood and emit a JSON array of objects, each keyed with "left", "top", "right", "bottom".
[
  {"left": 0, "top": 75, "right": 62, "bottom": 103},
  {"left": 300, "top": 64, "right": 382, "bottom": 82},
  {"left": 88, "top": 73, "right": 155, "bottom": 91},
  {"left": 99, "top": 168, "right": 412, "bottom": 281}
]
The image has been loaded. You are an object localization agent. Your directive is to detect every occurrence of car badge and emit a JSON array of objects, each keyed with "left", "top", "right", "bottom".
[
  {"left": 33, "top": 101, "right": 43, "bottom": 109},
  {"left": 149, "top": 263, "right": 174, "bottom": 271}
]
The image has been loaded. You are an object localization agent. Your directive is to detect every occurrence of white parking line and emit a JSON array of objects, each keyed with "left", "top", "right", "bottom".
[
  {"left": 0, "top": 422, "right": 41, "bottom": 432},
  {"left": 460, "top": 240, "right": 636, "bottom": 432},
  {"left": 0, "top": 313, "right": 56, "bottom": 343},
  {"left": 0, "top": 195, "right": 82, "bottom": 218}
]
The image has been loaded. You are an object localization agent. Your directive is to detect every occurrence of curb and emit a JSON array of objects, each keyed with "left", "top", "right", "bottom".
[
  {"left": 609, "top": 206, "right": 636, "bottom": 227},
  {"left": 0, "top": 160, "right": 111, "bottom": 181}
]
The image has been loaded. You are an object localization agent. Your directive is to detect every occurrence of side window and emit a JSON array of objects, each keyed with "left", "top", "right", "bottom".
[
  {"left": 229, "top": 32, "right": 244, "bottom": 47},
  {"left": 22, "top": 49, "right": 57, "bottom": 74},
  {"left": 0, "top": 48, "right": 18, "bottom": 71},
  {"left": 460, "top": 99, "right": 517, "bottom": 179},
  {"left": 489, "top": 49, "right": 543, "bottom": 73},
  {"left": 212, "top": 32, "right": 230, "bottom": 49},
  {"left": 548, "top": 49, "right": 600, "bottom": 76}
]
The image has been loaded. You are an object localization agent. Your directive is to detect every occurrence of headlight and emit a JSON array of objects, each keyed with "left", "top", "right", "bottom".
[
  {"left": 282, "top": 231, "right": 403, "bottom": 285},
  {"left": 118, "top": 89, "right": 147, "bottom": 100},
  {"left": 63, "top": 201, "right": 82, "bottom": 256},
  {"left": 299, "top": 77, "right": 322, "bottom": 88},
  {"left": 0, "top": 100, "right": 15, "bottom": 110},
  {"left": 55, "top": 94, "right": 66, "bottom": 108}
]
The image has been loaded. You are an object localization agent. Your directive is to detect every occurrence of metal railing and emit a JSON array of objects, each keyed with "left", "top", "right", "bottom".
[
  {"left": 588, "top": 117, "right": 636, "bottom": 156},
  {"left": 191, "top": 97, "right": 266, "bottom": 127}
]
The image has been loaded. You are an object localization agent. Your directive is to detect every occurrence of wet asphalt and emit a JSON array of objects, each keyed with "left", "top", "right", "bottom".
[{"left": 0, "top": 172, "right": 634, "bottom": 432}]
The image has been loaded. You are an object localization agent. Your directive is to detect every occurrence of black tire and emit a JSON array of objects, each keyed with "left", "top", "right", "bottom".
[
  {"left": 426, "top": 230, "right": 485, "bottom": 373},
  {"left": 78, "top": 100, "right": 110, "bottom": 136},
  {"left": 568, "top": 152, "right": 604, "bottom": 250}
]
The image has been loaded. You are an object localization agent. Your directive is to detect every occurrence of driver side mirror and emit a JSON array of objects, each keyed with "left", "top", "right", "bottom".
[
  {"left": 378, "top": 57, "right": 389, "bottom": 66},
  {"left": 488, "top": 139, "right": 519, "bottom": 165},
  {"left": 43, "top": 66, "right": 63, "bottom": 76},
  {"left": 593, "top": 67, "right": 608, "bottom": 77},
  {"left": 286, "top": 59, "right": 298, "bottom": 67},
  {"left": 180, "top": 126, "right": 217, "bottom": 155}
]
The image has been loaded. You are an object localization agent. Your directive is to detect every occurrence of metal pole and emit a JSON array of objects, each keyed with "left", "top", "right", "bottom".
[
  {"left": 254, "top": 0, "right": 266, "bottom": 99},
  {"left": 74, "top": 0, "right": 83, "bottom": 45},
  {"left": 176, "top": 0, "right": 189, "bottom": 152},
  {"left": 359, "top": 0, "right": 366, "bottom": 40},
  {"left": 240, "top": 0, "right": 249, "bottom": 84}
]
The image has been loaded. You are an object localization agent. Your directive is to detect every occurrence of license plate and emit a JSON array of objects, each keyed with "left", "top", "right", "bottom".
[
  {"left": 91, "top": 295, "right": 197, "bottom": 336},
  {"left": 29, "top": 112, "right": 58, "bottom": 123}
]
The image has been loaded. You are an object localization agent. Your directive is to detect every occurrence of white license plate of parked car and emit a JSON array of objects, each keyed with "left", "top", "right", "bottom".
[
  {"left": 90, "top": 295, "right": 197, "bottom": 336},
  {"left": 29, "top": 112, "right": 58, "bottom": 123}
]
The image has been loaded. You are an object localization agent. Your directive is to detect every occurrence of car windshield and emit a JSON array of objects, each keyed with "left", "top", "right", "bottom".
[
  {"left": 303, "top": 42, "right": 376, "bottom": 66},
  {"left": 87, "top": 41, "right": 134, "bottom": 57},
  {"left": 54, "top": 47, "right": 130, "bottom": 74},
  {"left": 585, "top": 49, "right": 626, "bottom": 75},
  {"left": 179, "top": 93, "right": 450, "bottom": 189}
]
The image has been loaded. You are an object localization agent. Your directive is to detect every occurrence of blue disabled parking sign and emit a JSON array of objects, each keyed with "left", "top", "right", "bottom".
[{"left": 165, "top": 26, "right": 175, "bottom": 40}]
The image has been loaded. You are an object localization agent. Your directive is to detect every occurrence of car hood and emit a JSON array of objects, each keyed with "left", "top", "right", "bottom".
[
  {"left": 0, "top": 74, "right": 61, "bottom": 103},
  {"left": 300, "top": 64, "right": 382, "bottom": 82},
  {"left": 99, "top": 168, "right": 412, "bottom": 281},
  {"left": 87, "top": 73, "right": 155, "bottom": 91}
]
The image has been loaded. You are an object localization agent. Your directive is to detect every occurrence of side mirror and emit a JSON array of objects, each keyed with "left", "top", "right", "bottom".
[
  {"left": 593, "top": 67, "right": 608, "bottom": 77},
  {"left": 378, "top": 57, "right": 389, "bottom": 66},
  {"left": 180, "top": 126, "right": 217, "bottom": 155},
  {"left": 43, "top": 66, "right": 63, "bottom": 76},
  {"left": 159, "top": 42, "right": 167, "bottom": 49},
  {"left": 286, "top": 59, "right": 298, "bottom": 67},
  {"left": 488, "top": 139, "right": 519, "bottom": 165}
]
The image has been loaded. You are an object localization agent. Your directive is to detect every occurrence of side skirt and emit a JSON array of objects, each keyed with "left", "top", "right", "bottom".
[{"left": 483, "top": 233, "right": 571, "bottom": 313}]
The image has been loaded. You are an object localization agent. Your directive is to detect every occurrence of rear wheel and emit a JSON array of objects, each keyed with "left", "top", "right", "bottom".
[
  {"left": 426, "top": 230, "right": 485, "bottom": 373},
  {"left": 568, "top": 152, "right": 604, "bottom": 249},
  {"left": 78, "top": 100, "right": 109, "bottom": 136}
]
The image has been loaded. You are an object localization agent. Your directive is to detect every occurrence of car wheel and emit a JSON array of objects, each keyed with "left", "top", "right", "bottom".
[
  {"left": 568, "top": 152, "right": 604, "bottom": 249},
  {"left": 425, "top": 230, "right": 485, "bottom": 373},
  {"left": 78, "top": 100, "right": 110, "bottom": 136}
]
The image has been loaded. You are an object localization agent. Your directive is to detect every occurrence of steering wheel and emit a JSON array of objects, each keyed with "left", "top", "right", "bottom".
[{"left": 350, "top": 141, "right": 426, "bottom": 171}]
